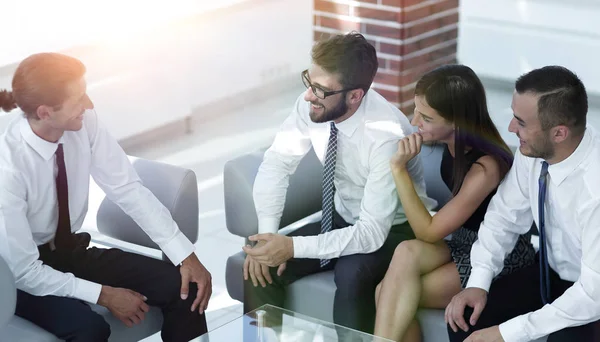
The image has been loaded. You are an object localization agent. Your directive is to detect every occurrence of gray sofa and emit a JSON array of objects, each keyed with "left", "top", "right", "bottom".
[
  {"left": 224, "top": 144, "right": 548, "bottom": 342},
  {"left": 224, "top": 144, "right": 456, "bottom": 341},
  {"left": 0, "top": 157, "right": 199, "bottom": 342}
]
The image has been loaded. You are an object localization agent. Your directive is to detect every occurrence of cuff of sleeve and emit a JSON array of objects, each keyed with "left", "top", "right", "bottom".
[
  {"left": 258, "top": 217, "right": 280, "bottom": 234},
  {"left": 499, "top": 316, "right": 529, "bottom": 342},
  {"left": 466, "top": 268, "right": 495, "bottom": 292},
  {"left": 161, "top": 231, "right": 196, "bottom": 266},
  {"left": 292, "top": 235, "right": 319, "bottom": 259},
  {"left": 74, "top": 278, "right": 103, "bottom": 304}
]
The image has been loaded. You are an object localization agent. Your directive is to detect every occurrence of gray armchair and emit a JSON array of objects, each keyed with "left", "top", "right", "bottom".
[
  {"left": 224, "top": 144, "right": 457, "bottom": 342},
  {"left": 0, "top": 157, "right": 199, "bottom": 342},
  {"left": 0, "top": 253, "right": 16, "bottom": 333}
]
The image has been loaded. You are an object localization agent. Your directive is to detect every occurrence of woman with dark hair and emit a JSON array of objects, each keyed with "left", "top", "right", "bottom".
[{"left": 373, "top": 65, "right": 535, "bottom": 341}]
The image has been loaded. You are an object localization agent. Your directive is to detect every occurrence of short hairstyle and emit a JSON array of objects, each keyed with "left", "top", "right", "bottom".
[
  {"left": 311, "top": 32, "right": 378, "bottom": 93},
  {"left": 515, "top": 65, "right": 587, "bottom": 136}
]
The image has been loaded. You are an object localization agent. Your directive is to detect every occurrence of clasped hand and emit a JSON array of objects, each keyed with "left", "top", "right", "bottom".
[{"left": 242, "top": 234, "right": 293, "bottom": 287}]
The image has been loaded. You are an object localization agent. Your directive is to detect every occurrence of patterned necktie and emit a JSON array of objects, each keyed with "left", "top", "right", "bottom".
[
  {"left": 55, "top": 144, "right": 75, "bottom": 250},
  {"left": 538, "top": 161, "right": 551, "bottom": 304},
  {"left": 320, "top": 122, "right": 338, "bottom": 267}
]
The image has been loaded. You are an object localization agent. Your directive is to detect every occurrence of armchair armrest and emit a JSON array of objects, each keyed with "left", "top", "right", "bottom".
[
  {"left": 0, "top": 254, "right": 16, "bottom": 330},
  {"left": 224, "top": 148, "right": 323, "bottom": 238},
  {"left": 95, "top": 157, "right": 199, "bottom": 251}
]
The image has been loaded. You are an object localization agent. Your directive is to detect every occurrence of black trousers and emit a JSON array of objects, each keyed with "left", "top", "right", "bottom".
[
  {"left": 243, "top": 212, "right": 415, "bottom": 334},
  {"left": 15, "top": 244, "right": 207, "bottom": 342},
  {"left": 447, "top": 256, "right": 599, "bottom": 342}
]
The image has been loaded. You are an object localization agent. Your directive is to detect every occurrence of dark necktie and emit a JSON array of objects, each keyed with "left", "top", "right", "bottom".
[
  {"left": 320, "top": 122, "right": 338, "bottom": 268},
  {"left": 54, "top": 144, "right": 75, "bottom": 250},
  {"left": 538, "top": 161, "right": 551, "bottom": 304}
]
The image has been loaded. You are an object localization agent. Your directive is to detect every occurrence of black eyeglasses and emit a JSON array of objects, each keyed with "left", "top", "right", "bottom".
[{"left": 301, "top": 69, "right": 356, "bottom": 99}]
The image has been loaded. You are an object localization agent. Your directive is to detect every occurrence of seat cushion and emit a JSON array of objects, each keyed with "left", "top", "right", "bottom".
[
  {"left": 285, "top": 271, "right": 336, "bottom": 323},
  {"left": 1, "top": 316, "right": 60, "bottom": 342},
  {"left": 1, "top": 305, "right": 162, "bottom": 342}
]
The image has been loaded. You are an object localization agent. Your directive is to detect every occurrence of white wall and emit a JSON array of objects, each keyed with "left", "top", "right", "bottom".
[
  {"left": 457, "top": 0, "right": 600, "bottom": 95},
  {"left": 0, "top": 0, "right": 313, "bottom": 140}
]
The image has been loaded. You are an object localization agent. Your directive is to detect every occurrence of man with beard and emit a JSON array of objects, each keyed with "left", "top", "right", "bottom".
[
  {"left": 445, "top": 66, "right": 600, "bottom": 342},
  {"left": 241, "top": 32, "right": 437, "bottom": 333}
]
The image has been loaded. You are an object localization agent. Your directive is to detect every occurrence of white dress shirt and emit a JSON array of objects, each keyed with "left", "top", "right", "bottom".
[
  {"left": 253, "top": 90, "right": 437, "bottom": 259},
  {"left": 466, "top": 127, "right": 600, "bottom": 342},
  {"left": 0, "top": 110, "right": 195, "bottom": 305}
]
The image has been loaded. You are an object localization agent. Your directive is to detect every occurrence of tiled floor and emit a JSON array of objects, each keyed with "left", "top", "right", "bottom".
[{"left": 91, "top": 80, "right": 600, "bottom": 341}]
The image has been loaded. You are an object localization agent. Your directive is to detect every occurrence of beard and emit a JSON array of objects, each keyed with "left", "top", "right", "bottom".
[
  {"left": 309, "top": 95, "right": 349, "bottom": 123},
  {"left": 520, "top": 131, "right": 555, "bottom": 160}
]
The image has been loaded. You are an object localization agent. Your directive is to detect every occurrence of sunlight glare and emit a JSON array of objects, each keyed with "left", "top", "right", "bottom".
[
  {"left": 1, "top": 0, "right": 222, "bottom": 65},
  {"left": 517, "top": 0, "right": 530, "bottom": 22}
]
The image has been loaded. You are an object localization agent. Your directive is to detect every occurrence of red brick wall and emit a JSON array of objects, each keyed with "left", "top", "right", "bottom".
[{"left": 314, "top": 0, "right": 459, "bottom": 113}]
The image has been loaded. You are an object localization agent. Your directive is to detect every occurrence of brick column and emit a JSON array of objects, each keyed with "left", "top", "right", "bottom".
[{"left": 314, "top": 0, "right": 459, "bottom": 113}]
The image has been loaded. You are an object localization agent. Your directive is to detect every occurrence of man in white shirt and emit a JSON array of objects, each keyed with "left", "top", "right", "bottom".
[
  {"left": 0, "top": 53, "right": 212, "bottom": 341},
  {"left": 241, "top": 32, "right": 436, "bottom": 333},
  {"left": 445, "top": 66, "right": 600, "bottom": 342}
]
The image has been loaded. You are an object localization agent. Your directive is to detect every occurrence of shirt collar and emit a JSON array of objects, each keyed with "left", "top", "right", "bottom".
[
  {"left": 333, "top": 92, "right": 368, "bottom": 137},
  {"left": 546, "top": 127, "right": 593, "bottom": 186},
  {"left": 19, "top": 117, "right": 64, "bottom": 161}
]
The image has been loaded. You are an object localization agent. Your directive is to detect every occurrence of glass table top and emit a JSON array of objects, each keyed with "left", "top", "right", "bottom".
[{"left": 194, "top": 304, "right": 394, "bottom": 342}]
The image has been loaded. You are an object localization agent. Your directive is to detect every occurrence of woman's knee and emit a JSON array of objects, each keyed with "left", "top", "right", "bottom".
[{"left": 390, "top": 240, "right": 421, "bottom": 271}]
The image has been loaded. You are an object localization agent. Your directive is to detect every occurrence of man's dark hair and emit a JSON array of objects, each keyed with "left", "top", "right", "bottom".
[
  {"left": 311, "top": 32, "right": 378, "bottom": 93},
  {"left": 515, "top": 65, "right": 587, "bottom": 136}
]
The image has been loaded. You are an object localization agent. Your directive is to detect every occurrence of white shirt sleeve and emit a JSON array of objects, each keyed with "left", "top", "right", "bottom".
[
  {"left": 0, "top": 168, "right": 102, "bottom": 304},
  {"left": 293, "top": 139, "right": 399, "bottom": 258},
  {"left": 467, "top": 150, "right": 534, "bottom": 290},
  {"left": 85, "top": 111, "right": 194, "bottom": 266},
  {"left": 499, "top": 199, "right": 600, "bottom": 342},
  {"left": 253, "top": 96, "right": 313, "bottom": 234}
]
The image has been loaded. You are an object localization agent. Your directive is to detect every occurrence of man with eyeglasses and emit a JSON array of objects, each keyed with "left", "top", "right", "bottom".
[{"left": 242, "top": 32, "right": 437, "bottom": 333}]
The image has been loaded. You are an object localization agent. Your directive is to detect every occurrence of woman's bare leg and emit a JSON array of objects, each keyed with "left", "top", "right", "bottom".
[{"left": 373, "top": 240, "right": 452, "bottom": 341}]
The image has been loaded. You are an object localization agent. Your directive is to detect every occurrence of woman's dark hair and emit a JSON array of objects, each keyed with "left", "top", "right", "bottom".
[{"left": 415, "top": 64, "right": 513, "bottom": 195}]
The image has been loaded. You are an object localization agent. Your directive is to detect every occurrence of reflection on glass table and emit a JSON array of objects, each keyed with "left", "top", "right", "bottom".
[{"left": 194, "top": 304, "right": 393, "bottom": 342}]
